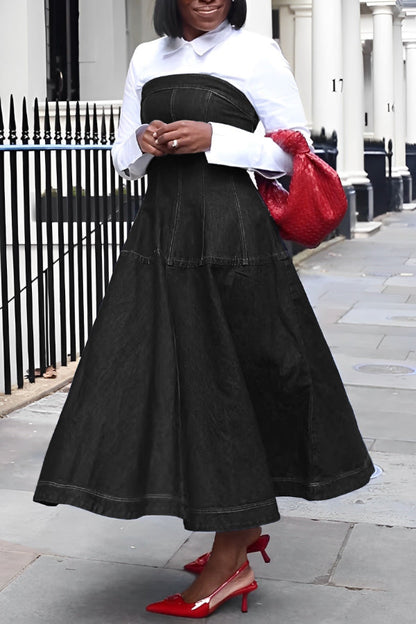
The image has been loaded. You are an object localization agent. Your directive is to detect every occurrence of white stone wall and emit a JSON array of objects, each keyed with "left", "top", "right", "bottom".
[
  {"left": 246, "top": 0, "right": 273, "bottom": 36},
  {"left": 0, "top": 0, "right": 47, "bottom": 110},
  {"left": 78, "top": 0, "right": 128, "bottom": 101},
  {"left": 126, "top": 0, "right": 156, "bottom": 60}
]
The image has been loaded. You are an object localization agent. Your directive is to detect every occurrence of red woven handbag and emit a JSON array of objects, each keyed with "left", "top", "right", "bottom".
[{"left": 255, "top": 129, "right": 347, "bottom": 248}]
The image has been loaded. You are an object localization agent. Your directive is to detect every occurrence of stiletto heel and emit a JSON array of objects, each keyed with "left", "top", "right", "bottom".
[
  {"left": 247, "top": 534, "right": 271, "bottom": 563},
  {"left": 184, "top": 534, "right": 271, "bottom": 574},
  {"left": 146, "top": 560, "right": 257, "bottom": 618},
  {"left": 241, "top": 591, "right": 249, "bottom": 613}
]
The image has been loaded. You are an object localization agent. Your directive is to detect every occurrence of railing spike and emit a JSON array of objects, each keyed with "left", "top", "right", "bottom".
[
  {"left": 54, "top": 100, "right": 62, "bottom": 143},
  {"left": 65, "top": 100, "right": 72, "bottom": 143},
  {"left": 44, "top": 98, "right": 51, "bottom": 143},
  {"left": 33, "top": 98, "right": 41, "bottom": 144},
  {"left": 84, "top": 102, "right": 91, "bottom": 144},
  {"left": 92, "top": 103, "right": 99, "bottom": 144},
  {"left": 75, "top": 101, "right": 82, "bottom": 144},
  {"left": 8, "top": 95, "right": 17, "bottom": 144},
  {"left": 109, "top": 104, "right": 115, "bottom": 144},
  {"left": 101, "top": 106, "right": 107, "bottom": 144},
  {"left": 21, "top": 97, "right": 30, "bottom": 144}
]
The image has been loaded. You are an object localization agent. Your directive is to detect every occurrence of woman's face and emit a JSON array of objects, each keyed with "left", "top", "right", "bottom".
[{"left": 177, "top": 0, "right": 232, "bottom": 41}]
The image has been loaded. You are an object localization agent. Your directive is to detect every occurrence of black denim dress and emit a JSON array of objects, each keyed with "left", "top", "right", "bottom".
[{"left": 34, "top": 75, "right": 374, "bottom": 531}]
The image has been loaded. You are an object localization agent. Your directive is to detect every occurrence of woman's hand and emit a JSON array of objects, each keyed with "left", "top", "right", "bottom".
[
  {"left": 153, "top": 121, "right": 213, "bottom": 155},
  {"left": 136, "top": 121, "right": 168, "bottom": 157}
]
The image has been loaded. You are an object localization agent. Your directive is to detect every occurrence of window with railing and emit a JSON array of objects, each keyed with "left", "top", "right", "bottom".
[{"left": 45, "top": 0, "right": 80, "bottom": 101}]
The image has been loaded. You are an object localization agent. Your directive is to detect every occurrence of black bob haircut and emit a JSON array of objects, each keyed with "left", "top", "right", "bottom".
[{"left": 154, "top": 0, "right": 247, "bottom": 38}]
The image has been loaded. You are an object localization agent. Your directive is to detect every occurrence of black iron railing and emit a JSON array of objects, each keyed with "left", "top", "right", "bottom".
[
  {"left": 0, "top": 96, "right": 145, "bottom": 395},
  {"left": 364, "top": 138, "right": 394, "bottom": 217}
]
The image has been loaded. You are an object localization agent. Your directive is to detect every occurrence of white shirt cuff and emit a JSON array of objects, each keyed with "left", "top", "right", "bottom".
[
  {"left": 206, "top": 122, "right": 294, "bottom": 178},
  {"left": 111, "top": 125, "right": 154, "bottom": 180}
]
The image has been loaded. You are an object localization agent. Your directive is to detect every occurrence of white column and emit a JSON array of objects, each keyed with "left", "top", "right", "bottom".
[
  {"left": 290, "top": 3, "right": 312, "bottom": 125},
  {"left": 340, "top": 0, "right": 369, "bottom": 185},
  {"left": 277, "top": 5, "right": 295, "bottom": 68},
  {"left": 312, "top": 0, "right": 344, "bottom": 166},
  {"left": 126, "top": 0, "right": 156, "bottom": 60},
  {"left": 393, "top": 12, "right": 409, "bottom": 176},
  {"left": 362, "top": 41, "right": 374, "bottom": 135},
  {"left": 246, "top": 0, "right": 273, "bottom": 37},
  {"left": 367, "top": 3, "right": 395, "bottom": 143},
  {"left": 79, "top": 0, "right": 128, "bottom": 100},
  {"left": 405, "top": 41, "right": 416, "bottom": 143},
  {"left": 0, "top": 0, "right": 47, "bottom": 107}
]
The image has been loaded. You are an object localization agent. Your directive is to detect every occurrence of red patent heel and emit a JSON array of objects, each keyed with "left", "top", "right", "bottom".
[
  {"left": 146, "top": 560, "right": 257, "bottom": 618},
  {"left": 184, "top": 533, "right": 271, "bottom": 574},
  {"left": 247, "top": 533, "right": 271, "bottom": 563}
]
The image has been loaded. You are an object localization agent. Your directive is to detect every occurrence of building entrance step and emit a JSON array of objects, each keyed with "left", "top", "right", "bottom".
[{"left": 352, "top": 222, "right": 382, "bottom": 238}]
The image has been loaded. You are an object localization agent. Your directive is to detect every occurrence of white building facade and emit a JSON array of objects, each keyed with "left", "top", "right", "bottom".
[{"left": 1, "top": 0, "right": 416, "bottom": 221}]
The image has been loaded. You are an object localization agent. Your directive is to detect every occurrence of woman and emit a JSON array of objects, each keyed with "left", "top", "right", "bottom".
[{"left": 34, "top": 0, "right": 374, "bottom": 617}]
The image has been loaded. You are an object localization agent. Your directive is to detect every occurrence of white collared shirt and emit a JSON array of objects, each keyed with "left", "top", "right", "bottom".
[{"left": 112, "top": 21, "right": 310, "bottom": 180}]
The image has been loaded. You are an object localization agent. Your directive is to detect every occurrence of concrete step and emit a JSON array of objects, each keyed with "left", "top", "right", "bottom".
[{"left": 352, "top": 221, "right": 382, "bottom": 238}]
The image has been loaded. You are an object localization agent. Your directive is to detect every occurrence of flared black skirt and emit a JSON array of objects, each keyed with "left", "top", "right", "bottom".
[{"left": 33, "top": 74, "right": 373, "bottom": 531}]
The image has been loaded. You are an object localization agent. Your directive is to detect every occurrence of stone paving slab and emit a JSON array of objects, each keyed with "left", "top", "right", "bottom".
[
  {"left": 333, "top": 353, "right": 416, "bottom": 390},
  {"left": 351, "top": 408, "right": 416, "bottom": 443},
  {"left": 331, "top": 524, "right": 416, "bottom": 591},
  {"left": 0, "top": 554, "right": 413, "bottom": 624},
  {"left": 322, "top": 331, "right": 384, "bottom": 350},
  {"left": 310, "top": 307, "right": 351, "bottom": 324},
  {"left": 372, "top": 439, "right": 416, "bottom": 454},
  {"left": 302, "top": 272, "right": 384, "bottom": 292},
  {"left": 334, "top": 346, "right": 412, "bottom": 361},
  {"left": 383, "top": 285, "right": 416, "bottom": 296},
  {"left": 278, "top": 451, "right": 416, "bottom": 528},
  {"left": 339, "top": 305, "right": 416, "bottom": 328},
  {"left": 166, "top": 517, "right": 351, "bottom": 584},
  {"left": 345, "top": 383, "right": 416, "bottom": 443},
  {"left": 339, "top": 292, "right": 410, "bottom": 304},
  {"left": 0, "top": 393, "right": 66, "bottom": 491},
  {"left": 0, "top": 556, "right": 192, "bottom": 624},
  {"left": 377, "top": 334, "right": 416, "bottom": 350},
  {"left": 0, "top": 420, "right": 58, "bottom": 491},
  {"left": 321, "top": 321, "right": 414, "bottom": 336},
  {"left": 384, "top": 275, "right": 416, "bottom": 288},
  {"left": 0, "top": 489, "right": 190, "bottom": 568},
  {"left": 0, "top": 548, "right": 38, "bottom": 591},
  {"left": 346, "top": 385, "right": 416, "bottom": 416}
]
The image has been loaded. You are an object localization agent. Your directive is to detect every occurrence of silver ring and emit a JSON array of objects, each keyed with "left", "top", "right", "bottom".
[{"left": 171, "top": 139, "right": 178, "bottom": 149}]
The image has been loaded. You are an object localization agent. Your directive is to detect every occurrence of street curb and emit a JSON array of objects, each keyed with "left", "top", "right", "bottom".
[
  {"left": 292, "top": 236, "right": 345, "bottom": 267},
  {"left": 0, "top": 360, "right": 79, "bottom": 418}
]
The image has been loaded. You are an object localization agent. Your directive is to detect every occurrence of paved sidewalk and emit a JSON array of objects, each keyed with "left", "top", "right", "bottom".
[{"left": 1, "top": 211, "right": 416, "bottom": 623}]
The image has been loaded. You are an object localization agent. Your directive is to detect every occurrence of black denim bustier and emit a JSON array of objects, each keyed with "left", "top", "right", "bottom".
[{"left": 124, "top": 74, "right": 285, "bottom": 267}]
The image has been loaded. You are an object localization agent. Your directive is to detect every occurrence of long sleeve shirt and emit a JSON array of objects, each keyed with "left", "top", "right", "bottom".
[{"left": 112, "top": 20, "right": 310, "bottom": 181}]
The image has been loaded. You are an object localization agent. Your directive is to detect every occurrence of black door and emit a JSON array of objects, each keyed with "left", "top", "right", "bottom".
[{"left": 45, "top": 0, "right": 79, "bottom": 101}]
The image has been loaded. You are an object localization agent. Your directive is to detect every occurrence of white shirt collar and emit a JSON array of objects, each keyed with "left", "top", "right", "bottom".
[{"left": 162, "top": 20, "right": 233, "bottom": 57}]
